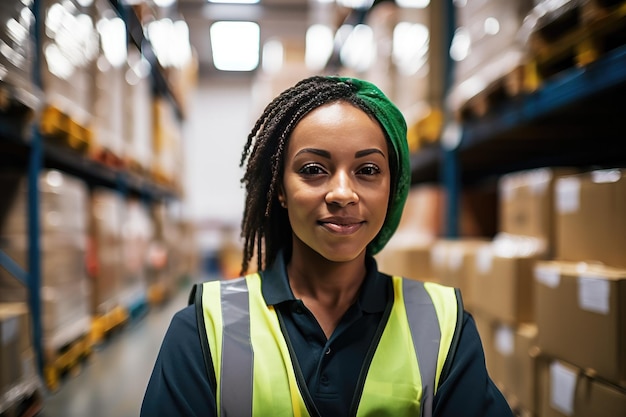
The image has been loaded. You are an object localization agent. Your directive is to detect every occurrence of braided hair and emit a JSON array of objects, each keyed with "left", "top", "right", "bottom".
[{"left": 239, "top": 76, "right": 399, "bottom": 274}]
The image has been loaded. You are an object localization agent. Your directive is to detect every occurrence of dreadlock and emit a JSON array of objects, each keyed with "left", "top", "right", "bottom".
[{"left": 238, "top": 76, "right": 399, "bottom": 275}]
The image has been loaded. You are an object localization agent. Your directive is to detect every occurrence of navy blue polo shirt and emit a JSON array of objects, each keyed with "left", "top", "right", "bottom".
[
  {"left": 262, "top": 252, "right": 391, "bottom": 416},
  {"left": 141, "top": 253, "right": 513, "bottom": 417}
]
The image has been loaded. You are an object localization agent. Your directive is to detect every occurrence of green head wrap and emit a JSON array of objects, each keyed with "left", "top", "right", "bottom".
[{"left": 333, "top": 76, "right": 410, "bottom": 255}]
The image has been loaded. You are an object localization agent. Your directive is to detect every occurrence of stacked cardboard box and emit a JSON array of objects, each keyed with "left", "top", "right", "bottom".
[
  {"left": 0, "top": 303, "right": 40, "bottom": 414},
  {"left": 534, "top": 262, "right": 625, "bottom": 387},
  {"left": 448, "top": 0, "right": 535, "bottom": 115},
  {"left": 90, "top": 0, "right": 128, "bottom": 163},
  {"left": 0, "top": 0, "right": 39, "bottom": 114},
  {"left": 473, "top": 167, "right": 626, "bottom": 415},
  {"left": 376, "top": 184, "right": 444, "bottom": 281},
  {"left": 119, "top": 198, "right": 152, "bottom": 310},
  {"left": 146, "top": 202, "right": 177, "bottom": 302},
  {"left": 152, "top": 97, "right": 183, "bottom": 191},
  {"left": 431, "top": 238, "right": 491, "bottom": 309},
  {"left": 555, "top": 169, "right": 626, "bottom": 269},
  {"left": 530, "top": 168, "right": 626, "bottom": 416},
  {"left": 473, "top": 311, "right": 539, "bottom": 414},
  {"left": 88, "top": 188, "right": 125, "bottom": 316},
  {"left": 537, "top": 358, "right": 626, "bottom": 417},
  {"left": 0, "top": 170, "right": 92, "bottom": 352},
  {"left": 41, "top": 0, "right": 98, "bottom": 139},
  {"left": 467, "top": 167, "right": 577, "bottom": 415},
  {"left": 124, "top": 47, "right": 155, "bottom": 175}
]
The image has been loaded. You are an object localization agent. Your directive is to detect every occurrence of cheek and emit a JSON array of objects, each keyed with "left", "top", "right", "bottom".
[
  {"left": 369, "top": 183, "right": 391, "bottom": 222},
  {"left": 286, "top": 187, "right": 320, "bottom": 215}
]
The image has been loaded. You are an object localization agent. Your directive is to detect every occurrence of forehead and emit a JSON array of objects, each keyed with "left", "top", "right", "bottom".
[{"left": 287, "top": 101, "right": 387, "bottom": 153}]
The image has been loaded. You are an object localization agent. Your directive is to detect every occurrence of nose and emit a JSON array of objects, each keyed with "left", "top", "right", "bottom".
[{"left": 325, "top": 172, "right": 359, "bottom": 207}]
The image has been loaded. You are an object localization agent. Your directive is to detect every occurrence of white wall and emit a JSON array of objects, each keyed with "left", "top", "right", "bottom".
[{"left": 182, "top": 76, "right": 256, "bottom": 250}]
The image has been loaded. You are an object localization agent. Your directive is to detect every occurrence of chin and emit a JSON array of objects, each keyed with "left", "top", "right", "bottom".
[{"left": 315, "top": 246, "right": 367, "bottom": 264}]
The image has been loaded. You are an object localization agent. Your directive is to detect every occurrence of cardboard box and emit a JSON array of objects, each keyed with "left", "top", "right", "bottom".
[
  {"left": 555, "top": 169, "right": 626, "bottom": 269},
  {"left": 498, "top": 167, "right": 577, "bottom": 253},
  {"left": 473, "top": 312, "right": 539, "bottom": 414},
  {"left": 534, "top": 261, "right": 626, "bottom": 387},
  {"left": 430, "top": 239, "right": 490, "bottom": 309},
  {"left": 375, "top": 243, "right": 434, "bottom": 282},
  {"left": 0, "top": 170, "right": 88, "bottom": 235},
  {"left": 0, "top": 233, "right": 88, "bottom": 304},
  {"left": 0, "top": 303, "right": 30, "bottom": 395},
  {"left": 89, "top": 189, "right": 125, "bottom": 315},
  {"left": 471, "top": 310, "right": 498, "bottom": 384},
  {"left": 396, "top": 184, "right": 445, "bottom": 239},
  {"left": 538, "top": 358, "right": 626, "bottom": 417},
  {"left": 495, "top": 323, "right": 538, "bottom": 414},
  {"left": 471, "top": 234, "right": 546, "bottom": 324},
  {"left": 41, "top": 279, "right": 91, "bottom": 345}
]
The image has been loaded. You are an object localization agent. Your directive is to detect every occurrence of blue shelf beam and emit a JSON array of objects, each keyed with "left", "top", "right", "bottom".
[
  {"left": 27, "top": 127, "right": 44, "bottom": 375},
  {"left": 0, "top": 251, "right": 28, "bottom": 286},
  {"left": 461, "top": 44, "right": 626, "bottom": 149},
  {"left": 410, "top": 44, "right": 626, "bottom": 190}
]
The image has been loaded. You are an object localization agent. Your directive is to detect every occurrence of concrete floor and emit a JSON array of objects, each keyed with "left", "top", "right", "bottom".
[{"left": 38, "top": 282, "right": 192, "bottom": 417}]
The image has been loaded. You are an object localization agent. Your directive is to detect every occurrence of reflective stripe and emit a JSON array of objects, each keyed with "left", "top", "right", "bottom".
[
  {"left": 220, "top": 278, "right": 253, "bottom": 417},
  {"left": 402, "top": 278, "right": 441, "bottom": 417}
]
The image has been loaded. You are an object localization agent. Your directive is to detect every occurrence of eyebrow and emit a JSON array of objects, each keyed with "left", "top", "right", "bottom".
[{"left": 294, "top": 148, "right": 385, "bottom": 159}]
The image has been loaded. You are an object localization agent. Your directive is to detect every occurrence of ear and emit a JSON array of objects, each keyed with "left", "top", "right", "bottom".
[{"left": 277, "top": 184, "right": 287, "bottom": 208}]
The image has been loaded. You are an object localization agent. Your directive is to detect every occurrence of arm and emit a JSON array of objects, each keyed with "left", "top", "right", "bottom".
[
  {"left": 140, "top": 305, "right": 217, "bottom": 417},
  {"left": 433, "top": 312, "right": 513, "bottom": 417}
]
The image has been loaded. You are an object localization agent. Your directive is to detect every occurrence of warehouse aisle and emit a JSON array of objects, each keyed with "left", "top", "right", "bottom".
[{"left": 38, "top": 280, "right": 195, "bottom": 417}]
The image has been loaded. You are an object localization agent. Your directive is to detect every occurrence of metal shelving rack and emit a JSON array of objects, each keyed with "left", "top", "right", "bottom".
[
  {"left": 0, "top": 0, "right": 182, "bottom": 376},
  {"left": 410, "top": 0, "right": 626, "bottom": 238}
]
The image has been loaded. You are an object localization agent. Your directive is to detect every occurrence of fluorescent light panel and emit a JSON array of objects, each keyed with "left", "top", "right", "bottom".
[
  {"left": 208, "top": 0, "right": 260, "bottom": 4},
  {"left": 210, "top": 21, "right": 260, "bottom": 71}
]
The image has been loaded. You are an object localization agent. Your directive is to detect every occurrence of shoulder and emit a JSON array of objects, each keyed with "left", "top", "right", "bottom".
[
  {"left": 164, "top": 304, "right": 200, "bottom": 343},
  {"left": 395, "top": 276, "right": 463, "bottom": 310}
]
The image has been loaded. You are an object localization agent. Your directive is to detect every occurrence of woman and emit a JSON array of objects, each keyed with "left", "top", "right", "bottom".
[{"left": 141, "top": 76, "right": 512, "bottom": 417}]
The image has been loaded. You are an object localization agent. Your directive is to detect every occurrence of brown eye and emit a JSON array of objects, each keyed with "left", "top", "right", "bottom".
[
  {"left": 299, "top": 163, "right": 326, "bottom": 176},
  {"left": 357, "top": 164, "right": 381, "bottom": 176}
]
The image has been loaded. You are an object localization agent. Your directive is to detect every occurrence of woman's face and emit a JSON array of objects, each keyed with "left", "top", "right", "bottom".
[{"left": 278, "top": 101, "right": 391, "bottom": 263}]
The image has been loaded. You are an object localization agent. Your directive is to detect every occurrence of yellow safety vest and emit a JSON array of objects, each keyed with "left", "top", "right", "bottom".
[{"left": 195, "top": 273, "right": 461, "bottom": 417}]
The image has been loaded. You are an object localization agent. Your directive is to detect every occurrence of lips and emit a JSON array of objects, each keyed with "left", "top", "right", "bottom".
[{"left": 318, "top": 217, "right": 364, "bottom": 235}]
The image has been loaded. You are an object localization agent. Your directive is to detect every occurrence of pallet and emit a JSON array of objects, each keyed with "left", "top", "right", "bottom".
[
  {"left": 527, "top": 0, "right": 626, "bottom": 86},
  {"left": 90, "top": 146, "right": 126, "bottom": 170},
  {"left": 40, "top": 105, "right": 92, "bottom": 154},
  {"left": 457, "top": 65, "right": 526, "bottom": 122},
  {"left": 90, "top": 305, "right": 129, "bottom": 345},
  {"left": 126, "top": 158, "right": 150, "bottom": 179},
  {"left": 43, "top": 332, "right": 93, "bottom": 392},
  {"left": 407, "top": 108, "right": 443, "bottom": 153},
  {"left": 151, "top": 166, "right": 173, "bottom": 187},
  {"left": 0, "top": 387, "right": 43, "bottom": 417},
  {"left": 147, "top": 281, "right": 170, "bottom": 306}
]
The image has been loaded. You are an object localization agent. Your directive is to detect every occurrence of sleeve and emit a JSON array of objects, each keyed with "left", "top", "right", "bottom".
[
  {"left": 140, "top": 305, "right": 217, "bottom": 417},
  {"left": 432, "top": 311, "right": 514, "bottom": 417}
]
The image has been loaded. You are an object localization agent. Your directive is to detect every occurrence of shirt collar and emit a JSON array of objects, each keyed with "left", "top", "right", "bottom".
[{"left": 261, "top": 250, "right": 388, "bottom": 313}]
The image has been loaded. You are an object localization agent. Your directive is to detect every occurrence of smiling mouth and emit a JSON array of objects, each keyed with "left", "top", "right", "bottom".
[{"left": 319, "top": 221, "right": 364, "bottom": 235}]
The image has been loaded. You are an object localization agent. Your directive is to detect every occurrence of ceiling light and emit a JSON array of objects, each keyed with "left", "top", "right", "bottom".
[
  {"left": 210, "top": 21, "right": 260, "bottom": 71},
  {"left": 395, "top": 0, "right": 430, "bottom": 8},
  {"left": 208, "top": 0, "right": 260, "bottom": 4},
  {"left": 306, "top": 24, "right": 334, "bottom": 71},
  {"left": 262, "top": 39, "right": 283, "bottom": 73},
  {"left": 340, "top": 24, "right": 375, "bottom": 72}
]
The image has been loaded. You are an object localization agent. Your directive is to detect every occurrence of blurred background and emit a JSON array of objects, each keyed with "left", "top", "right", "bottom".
[{"left": 1, "top": 0, "right": 625, "bottom": 416}]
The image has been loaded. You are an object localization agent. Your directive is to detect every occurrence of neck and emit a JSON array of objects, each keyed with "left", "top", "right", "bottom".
[
  {"left": 287, "top": 246, "right": 367, "bottom": 298},
  {"left": 286, "top": 244, "right": 367, "bottom": 338}
]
